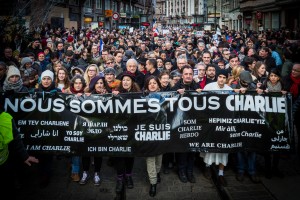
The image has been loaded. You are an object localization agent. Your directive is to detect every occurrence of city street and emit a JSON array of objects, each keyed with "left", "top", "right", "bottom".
[{"left": 15, "top": 154, "right": 300, "bottom": 200}]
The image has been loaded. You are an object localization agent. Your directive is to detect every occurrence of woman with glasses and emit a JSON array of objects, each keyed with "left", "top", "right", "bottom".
[{"left": 83, "top": 64, "right": 99, "bottom": 92}]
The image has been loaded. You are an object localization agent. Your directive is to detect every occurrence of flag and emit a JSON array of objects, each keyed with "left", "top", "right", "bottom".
[{"left": 99, "top": 38, "right": 104, "bottom": 52}]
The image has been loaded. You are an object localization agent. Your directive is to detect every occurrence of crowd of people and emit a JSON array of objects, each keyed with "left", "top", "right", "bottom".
[{"left": 1, "top": 25, "right": 300, "bottom": 199}]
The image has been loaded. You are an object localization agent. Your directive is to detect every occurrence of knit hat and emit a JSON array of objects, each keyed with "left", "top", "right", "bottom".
[
  {"left": 125, "top": 50, "right": 134, "bottom": 58},
  {"left": 6, "top": 66, "right": 21, "bottom": 81},
  {"left": 239, "top": 70, "right": 253, "bottom": 83},
  {"left": 67, "top": 36, "right": 74, "bottom": 43},
  {"left": 38, "top": 52, "right": 45, "bottom": 57},
  {"left": 71, "top": 66, "right": 85, "bottom": 77},
  {"left": 104, "top": 67, "right": 116, "bottom": 75},
  {"left": 89, "top": 75, "right": 104, "bottom": 91},
  {"left": 120, "top": 71, "right": 136, "bottom": 82},
  {"left": 21, "top": 57, "right": 32, "bottom": 67},
  {"left": 41, "top": 70, "right": 54, "bottom": 81}
]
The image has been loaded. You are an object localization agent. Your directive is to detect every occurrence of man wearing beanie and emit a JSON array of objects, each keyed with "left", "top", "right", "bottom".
[
  {"left": 104, "top": 68, "right": 120, "bottom": 91},
  {"left": 3, "top": 66, "right": 28, "bottom": 93},
  {"left": 201, "top": 69, "right": 232, "bottom": 187}
]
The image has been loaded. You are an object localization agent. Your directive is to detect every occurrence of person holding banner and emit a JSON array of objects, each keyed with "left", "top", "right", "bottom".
[
  {"left": 230, "top": 70, "right": 261, "bottom": 183},
  {"left": 34, "top": 69, "right": 62, "bottom": 188},
  {"left": 159, "top": 71, "right": 176, "bottom": 174},
  {"left": 201, "top": 69, "right": 233, "bottom": 187},
  {"left": 283, "top": 63, "right": 300, "bottom": 160},
  {"left": 112, "top": 71, "right": 141, "bottom": 195},
  {"left": 258, "top": 68, "right": 286, "bottom": 179},
  {"left": 77, "top": 75, "right": 107, "bottom": 186},
  {"left": 143, "top": 75, "right": 165, "bottom": 197},
  {"left": 172, "top": 65, "right": 200, "bottom": 183},
  {"left": 83, "top": 64, "right": 99, "bottom": 92}
]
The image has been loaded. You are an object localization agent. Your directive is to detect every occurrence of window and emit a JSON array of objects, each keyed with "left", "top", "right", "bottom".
[
  {"left": 84, "top": 0, "right": 92, "bottom": 7},
  {"left": 272, "top": 12, "right": 280, "bottom": 30},
  {"left": 105, "top": 0, "right": 110, "bottom": 10},
  {"left": 96, "top": 0, "right": 102, "bottom": 9}
]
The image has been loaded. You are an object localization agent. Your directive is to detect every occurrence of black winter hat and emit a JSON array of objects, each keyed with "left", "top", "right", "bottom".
[
  {"left": 89, "top": 75, "right": 104, "bottom": 91},
  {"left": 120, "top": 71, "right": 136, "bottom": 82}
]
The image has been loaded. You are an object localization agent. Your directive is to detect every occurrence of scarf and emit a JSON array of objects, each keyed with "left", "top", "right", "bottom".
[
  {"left": 290, "top": 74, "right": 300, "bottom": 98},
  {"left": 199, "top": 76, "right": 207, "bottom": 89},
  {"left": 70, "top": 86, "right": 84, "bottom": 94},
  {"left": 38, "top": 82, "right": 56, "bottom": 92},
  {"left": 108, "top": 80, "right": 121, "bottom": 90},
  {"left": 21, "top": 67, "right": 36, "bottom": 77},
  {"left": 266, "top": 81, "right": 282, "bottom": 92},
  {"left": 3, "top": 78, "right": 23, "bottom": 92}
]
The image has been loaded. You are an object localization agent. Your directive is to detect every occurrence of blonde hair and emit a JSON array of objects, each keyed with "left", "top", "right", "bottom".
[
  {"left": 227, "top": 65, "right": 244, "bottom": 85},
  {"left": 83, "top": 64, "right": 100, "bottom": 89}
]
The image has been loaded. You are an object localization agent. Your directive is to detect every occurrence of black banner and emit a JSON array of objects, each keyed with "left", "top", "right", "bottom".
[{"left": 1, "top": 91, "right": 294, "bottom": 156}]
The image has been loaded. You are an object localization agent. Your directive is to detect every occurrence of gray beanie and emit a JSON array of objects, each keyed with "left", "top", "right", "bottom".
[
  {"left": 21, "top": 57, "right": 32, "bottom": 67},
  {"left": 6, "top": 65, "right": 21, "bottom": 81},
  {"left": 104, "top": 67, "right": 116, "bottom": 75},
  {"left": 41, "top": 70, "right": 54, "bottom": 81}
]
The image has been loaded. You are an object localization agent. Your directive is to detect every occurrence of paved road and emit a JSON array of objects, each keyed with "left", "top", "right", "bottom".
[
  {"left": 16, "top": 156, "right": 221, "bottom": 200},
  {"left": 15, "top": 154, "right": 299, "bottom": 200}
]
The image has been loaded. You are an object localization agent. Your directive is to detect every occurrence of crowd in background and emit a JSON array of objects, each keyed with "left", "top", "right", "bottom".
[{"left": 1, "top": 25, "right": 300, "bottom": 198}]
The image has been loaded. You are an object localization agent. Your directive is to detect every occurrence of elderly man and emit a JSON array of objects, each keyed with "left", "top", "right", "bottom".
[
  {"left": 170, "top": 55, "right": 188, "bottom": 78},
  {"left": 117, "top": 58, "right": 145, "bottom": 89}
]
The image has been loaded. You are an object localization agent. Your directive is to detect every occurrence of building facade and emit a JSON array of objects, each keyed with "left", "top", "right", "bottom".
[{"left": 1, "top": 0, "right": 299, "bottom": 32}]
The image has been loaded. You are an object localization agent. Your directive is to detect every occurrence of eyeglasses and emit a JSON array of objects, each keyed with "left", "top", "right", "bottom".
[
  {"left": 292, "top": 69, "right": 300, "bottom": 73},
  {"left": 106, "top": 62, "right": 113, "bottom": 65},
  {"left": 88, "top": 69, "right": 96, "bottom": 72}
]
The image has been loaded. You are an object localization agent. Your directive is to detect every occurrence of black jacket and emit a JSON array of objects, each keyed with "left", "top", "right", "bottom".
[
  {"left": 117, "top": 70, "right": 145, "bottom": 90},
  {"left": 171, "top": 79, "right": 200, "bottom": 91},
  {"left": 293, "top": 95, "right": 300, "bottom": 119}
]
